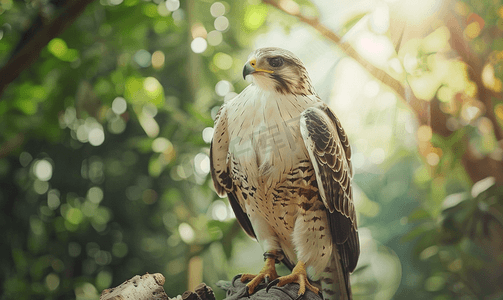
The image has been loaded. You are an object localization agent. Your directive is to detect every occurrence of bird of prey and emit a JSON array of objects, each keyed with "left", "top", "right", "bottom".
[{"left": 210, "top": 47, "right": 359, "bottom": 300}]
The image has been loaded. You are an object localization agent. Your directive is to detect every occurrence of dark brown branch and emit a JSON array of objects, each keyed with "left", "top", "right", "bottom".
[{"left": 0, "top": 0, "right": 96, "bottom": 98}]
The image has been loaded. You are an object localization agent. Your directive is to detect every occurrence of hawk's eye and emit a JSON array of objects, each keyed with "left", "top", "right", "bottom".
[{"left": 268, "top": 57, "right": 284, "bottom": 68}]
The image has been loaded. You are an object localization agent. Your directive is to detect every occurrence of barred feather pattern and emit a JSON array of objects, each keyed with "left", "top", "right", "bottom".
[{"left": 210, "top": 47, "right": 359, "bottom": 300}]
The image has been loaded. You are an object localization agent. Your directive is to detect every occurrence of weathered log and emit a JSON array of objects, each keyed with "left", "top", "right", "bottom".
[
  {"left": 100, "top": 273, "right": 168, "bottom": 300},
  {"left": 100, "top": 273, "right": 323, "bottom": 300}
]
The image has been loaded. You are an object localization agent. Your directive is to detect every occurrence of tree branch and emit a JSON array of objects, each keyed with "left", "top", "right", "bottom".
[
  {"left": 261, "top": 0, "right": 407, "bottom": 102},
  {"left": 0, "top": 0, "right": 96, "bottom": 98},
  {"left": 263, "top": 0, "right": 503, "bottom": 184}
]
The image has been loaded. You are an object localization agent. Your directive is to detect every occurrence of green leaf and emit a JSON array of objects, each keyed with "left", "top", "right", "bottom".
[{"left": 124, "top": 76, "right": 165, "bottom": 107}]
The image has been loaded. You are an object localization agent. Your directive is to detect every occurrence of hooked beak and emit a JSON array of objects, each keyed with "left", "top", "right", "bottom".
[
  {"left": 242, "top": 58, "right": 274, "bottom": 79},
  {"left": 243, "top": 61, "right": 255, "bottom": 79}
]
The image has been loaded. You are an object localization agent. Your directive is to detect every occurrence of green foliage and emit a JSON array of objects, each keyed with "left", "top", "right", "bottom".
[{"left": 1, "top": 0, "right": 503, "bottom": 299}]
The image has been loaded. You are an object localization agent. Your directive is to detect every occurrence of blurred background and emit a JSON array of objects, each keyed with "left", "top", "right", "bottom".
[{"left": 1, "top": 0, "right": 503, "bottom": 299}]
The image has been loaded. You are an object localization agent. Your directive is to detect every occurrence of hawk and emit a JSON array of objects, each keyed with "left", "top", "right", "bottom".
[{"left": 210, "top": 47, "right": 359, "bottom": 300}]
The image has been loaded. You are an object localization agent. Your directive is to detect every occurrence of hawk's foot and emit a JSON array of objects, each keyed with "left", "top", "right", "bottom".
[
  {"left": 266, "top": 261, "right": 319, "bottom": 297},
  {"left": 240, "top": 250, "right": 282, "bottom": 294}
]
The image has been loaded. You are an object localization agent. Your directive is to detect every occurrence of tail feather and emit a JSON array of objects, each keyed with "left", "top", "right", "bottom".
[{"left": 319, "top": 249, "right": 351, "bottom": 300}]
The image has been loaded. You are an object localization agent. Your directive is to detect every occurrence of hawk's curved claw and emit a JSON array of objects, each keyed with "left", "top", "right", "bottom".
[
  {"left": 266, "top": 261, "right": 320, "bottom": 297},
  {"left": 265, "top": 278, "right": 280, "bottom": 293},
  {"left": 243, "top": 286, "right": 251, "bottom": 298},
  {"left": 233, "top": 274, "right": 243, "bottom": 281},
  {"left": 240, "top": 253, "right": 280, "bottom": 295}
]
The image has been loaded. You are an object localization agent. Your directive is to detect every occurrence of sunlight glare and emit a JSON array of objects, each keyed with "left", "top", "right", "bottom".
[
  {"left": 370, "top": 4, "right": 389, "bottom": 34},
  {"left": 393, "top": 0, "right": 443, "bottom": 25},
  {"left": 355, "top": 32, "right": 394, "bottom": 67},
  {"left": 363, "top": 81, "right": 380, "bottom": 98},
  {"left": 370, "top": 148, "right": 386, "bottom": 165}
]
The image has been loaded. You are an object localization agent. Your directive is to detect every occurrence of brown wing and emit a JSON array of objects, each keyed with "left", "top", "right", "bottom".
[
  {"left": 300, "top": 103, "right": 359, "bottom": 273},
  {"left": 209, "top": 105, "right": 256, "bottom": 239}
]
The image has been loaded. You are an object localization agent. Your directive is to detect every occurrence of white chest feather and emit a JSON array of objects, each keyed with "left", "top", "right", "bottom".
[{"left": 225, "top": 84, "right": 318, "bottom": 180}]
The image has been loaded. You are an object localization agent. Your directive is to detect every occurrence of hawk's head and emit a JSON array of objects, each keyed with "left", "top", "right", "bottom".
[{"left": 243, "top": 47, "right": 315, "bottom": 96}]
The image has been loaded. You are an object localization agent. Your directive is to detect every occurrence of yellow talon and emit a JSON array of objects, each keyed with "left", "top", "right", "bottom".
[
  {"left": 240, "top": 251, "right": 280, "bottom": 294},
  {"left": 272, "top": 261, "right": 319, "bottom": 296}
]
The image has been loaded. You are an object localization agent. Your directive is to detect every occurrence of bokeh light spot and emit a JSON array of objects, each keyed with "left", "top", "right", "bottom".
[
  {"left": 215, "top": 80, "right": 232, "bottom": 96},
  {"left": 89, "top": 128, "right": 105, "bottom": 146},
  {"left": 48, "top": 38, "right": 68, "bottom": 58},
  {"left": 207, "top": 30, "right": 223, "bottom": 46},
  {"left": 426, "top": 152, "right": 440, "bottom": 166},
  {"left": 191, "top": 37, "right": 207, "bottom": 53},
  {"left": 112, "top": 242, "right": 128, "bottom": 258},
  {"left": 191, "top": 23, "right": 207, "bottom": 39},
  {"left": 178, "top": 222, "right": 195, "bottom": 244},
  {"left": 370, "top": 148, "right": 386, "bottom": 165},
  {"left": 34, "top": 159, "right": 53, "bottom": 181},
  {"left": 34, "top": 179, "right": 49, "bottom": 194},
  {"left": 112, "top": 97, "right": 127, "bottom": 115},
  {"left": 194, "top": 153, "right": 210, "bottom": 175},
  {"left": 46, "top": 273, "right": 60, "bottom": 291},
  {"left": 96, "top": 270, "right": 113, "bottom": 291},
  {"left": 244, "top": 4, "right": 267, "bottom": 31},
  {"left": 202, "top": 127, "right": 214, "bottom": 143},
  {"left": 417, "top": 125, "right": 432, "bottom": 142},
  {"left": 214, "top": 16, "right": 229, "bottom": 31},
  {"left": 87, "top": 187, "right": 104, "bottom": 204},
  {"left": 19, "top": 152, "right": 33, "bottom": 167},
  {"left": 158, "top": 2, "right": 170, "bottom": 16},
  {"left": 211, "top": 200, "right": 228, "bottom": 221},
  {"left": 165, "top": 0, "right": 180, "bottom": 12},
  {"left": 134, "top": 49, "right": 151, "bottom": 67},
  {"left": 152, "top": 137, "right": 172, "bottom": 153},
  {"left": 66, "top": 208, "right": 84, "bottom": 225},
  {"left": 48, "top": 189, "right": 61, "bottom": 210},
  {"left": 210, "top": 2, "right": 225, "bottom": 17},
  {"left": 152, "top": 50, "right": 165, "bottom": 69},
  {"left": 213, "top": 52, "right": 232, "bottom": 70},
  {"left": 465, "top": 22, "right": 481, "bottom": 39}
]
